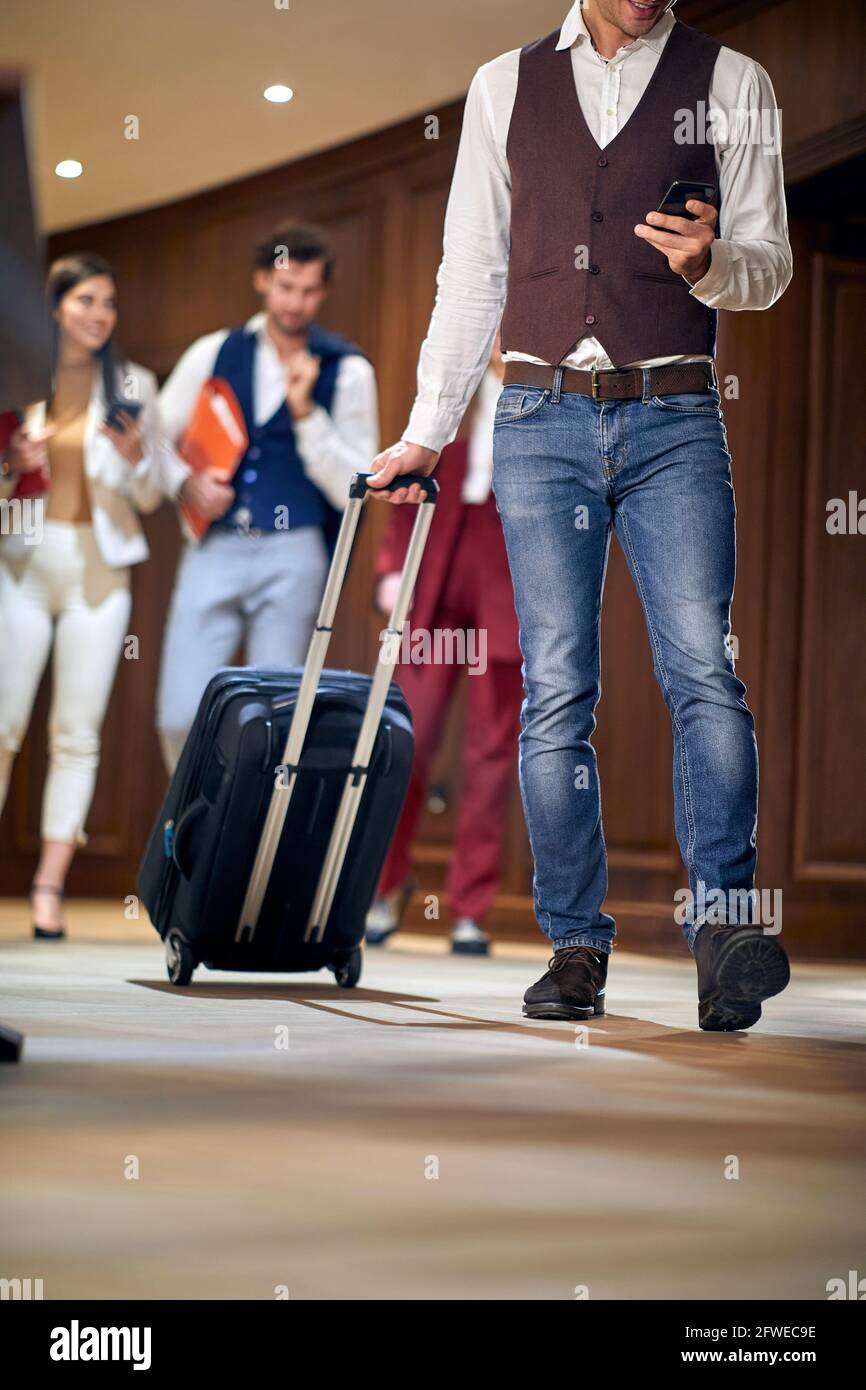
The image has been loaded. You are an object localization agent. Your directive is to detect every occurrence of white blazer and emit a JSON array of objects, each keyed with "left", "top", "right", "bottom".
[{"left": 0, "top": 360, "right": 190, "bottom": 568}]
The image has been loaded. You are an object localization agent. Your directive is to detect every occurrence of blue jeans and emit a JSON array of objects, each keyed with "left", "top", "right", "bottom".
[{"left": 491, "top": 375, "right": 758, "bottom": 956}]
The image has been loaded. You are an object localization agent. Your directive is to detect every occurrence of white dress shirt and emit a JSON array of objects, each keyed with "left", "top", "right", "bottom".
[
  {"left": 405, "top": 1, "right": 793, "bottom": 454},
  {"left": 461, "top": 367, "right": 501, "bottom": 504},
  {"left": 158, "top": 312, "right": 379, "bottom": 513}
]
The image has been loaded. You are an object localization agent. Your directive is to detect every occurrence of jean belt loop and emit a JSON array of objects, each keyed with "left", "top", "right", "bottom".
[
  {"left": 641, "top": 367, "right": 652, "bottom": 404},
  {"left": 551, "top": 365, "right": 565, "bottom": 405}
]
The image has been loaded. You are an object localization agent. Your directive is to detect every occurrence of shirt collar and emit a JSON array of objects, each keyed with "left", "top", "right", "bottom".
[
  {"left": 245, "top": 311, "right": 268, "bottom": 338},
  {"left": 556, "top": 2, "right": 675, "bottom": 57}
]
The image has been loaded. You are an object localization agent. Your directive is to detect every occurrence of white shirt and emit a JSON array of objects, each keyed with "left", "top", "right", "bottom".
[
  {"left": 405, "top": 2, "right": 793, "bottom": 454},
  {"left": 158, "top": 312, "right": 379, "bottom": 514},
  {"left": 461, "top": 367, "right": 501, "bottom": 504}
]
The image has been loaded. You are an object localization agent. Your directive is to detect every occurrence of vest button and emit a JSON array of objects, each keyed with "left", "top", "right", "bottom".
[
  {"left": 597, "top": 156, "right": 609, "bottom": 168},
  {"left": 585, "top": 314, "right": 597, "bottom": 326},
  {"left": 243, "top": 469, "right": 258, "bottom": 483},
  {"left": 247, "top": 446, "right": 261, "bottom": 461},
  {"left": 589, "top": 265, "right": 600, "bottom": 275},
  {"left": 591, "top": 212, "right": 603, "bottom": 222}
]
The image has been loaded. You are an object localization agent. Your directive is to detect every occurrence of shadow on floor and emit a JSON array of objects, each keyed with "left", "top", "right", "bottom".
[{"left": 129, "top": 978, "right": 866, "bottom": 1094}]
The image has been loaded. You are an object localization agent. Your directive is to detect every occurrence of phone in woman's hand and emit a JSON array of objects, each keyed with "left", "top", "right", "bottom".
[{"left": 104, "top": 400, "right": 144, "bottom": 433}]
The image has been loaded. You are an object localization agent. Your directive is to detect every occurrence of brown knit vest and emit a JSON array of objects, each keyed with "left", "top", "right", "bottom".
[{"left": 500, "top": 20, "right": 722, "bottom": 367}]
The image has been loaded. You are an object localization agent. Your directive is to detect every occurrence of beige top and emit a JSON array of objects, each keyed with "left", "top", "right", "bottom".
[{"left": 46, "top": 361, "right": 96, "bottom": 523}]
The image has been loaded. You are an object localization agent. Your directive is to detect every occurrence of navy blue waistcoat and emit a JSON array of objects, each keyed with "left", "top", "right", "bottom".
[{"left": 209, "top": 321, "right": 363, "bottom": 557}]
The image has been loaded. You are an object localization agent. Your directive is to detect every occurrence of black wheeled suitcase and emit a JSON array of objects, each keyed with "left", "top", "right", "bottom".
[{"left": 137, "top": 470, "right": 438, "bottom": 988}]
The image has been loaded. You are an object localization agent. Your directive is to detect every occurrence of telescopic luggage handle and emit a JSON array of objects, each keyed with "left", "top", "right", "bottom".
[
  {"left": 236, "top": 469, "right": 439, "bottom": 943},
  {"left": 349, "top": 471, "right": 439, "bottom": 501}
]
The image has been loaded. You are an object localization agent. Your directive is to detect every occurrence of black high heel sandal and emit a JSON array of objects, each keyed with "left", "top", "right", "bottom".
[{"left": 31, "top": 883, "right": 67, "bottom": 940}]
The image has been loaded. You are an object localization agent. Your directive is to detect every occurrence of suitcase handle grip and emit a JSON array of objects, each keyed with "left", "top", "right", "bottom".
[
  {"left": 173, "top": 797, "right": 209, "bottom": 878},
  {"left": 349, "top": 471, "right": 439, "bottom": 502}
]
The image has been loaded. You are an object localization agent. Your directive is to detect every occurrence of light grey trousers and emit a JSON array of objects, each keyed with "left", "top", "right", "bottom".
[{"left": 156, "top": 525, "right": 329, "bottom": 772}]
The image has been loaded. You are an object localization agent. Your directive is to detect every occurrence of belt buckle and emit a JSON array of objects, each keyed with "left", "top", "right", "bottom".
[{"left": 591, "top": 367, "right": 602, "bottom": 400}]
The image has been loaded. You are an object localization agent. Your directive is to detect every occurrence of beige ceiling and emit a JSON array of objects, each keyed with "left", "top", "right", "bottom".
[{"left": 2, "top": 0, "right": 570, "bottom": 233}]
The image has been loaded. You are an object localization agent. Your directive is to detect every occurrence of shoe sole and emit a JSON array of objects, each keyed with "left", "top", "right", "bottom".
[
  {"left": 523, "top": 996, "right": 605, "bottom": 1021},
  {"left": 451, "top": 942, "right": 490, "bottom": 956},
  {"left": 700, "top": 931, "right": 790, "bottom": 1032}
]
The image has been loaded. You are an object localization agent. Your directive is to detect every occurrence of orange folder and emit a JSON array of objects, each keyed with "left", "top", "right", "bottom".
[{"left": 177, "top": 378, "right": 248, "bottom": 541}]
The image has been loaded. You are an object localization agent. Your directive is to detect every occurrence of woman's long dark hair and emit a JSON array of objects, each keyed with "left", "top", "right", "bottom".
[{"left": 46, "top": 253, "right": 126, "bottom": 405}]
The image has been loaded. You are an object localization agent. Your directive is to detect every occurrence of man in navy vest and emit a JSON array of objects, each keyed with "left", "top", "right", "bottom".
[
  {"left": 156, "top": 225, "right": 378, "bottom": 772},
  {"left": 365, "top": 1, "right": 793, "bottom": 1031}
]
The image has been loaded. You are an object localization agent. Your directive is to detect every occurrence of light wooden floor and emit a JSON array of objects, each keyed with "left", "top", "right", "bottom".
[{"left": 1, "top": 899, "right": 864, "bottom": 1300}]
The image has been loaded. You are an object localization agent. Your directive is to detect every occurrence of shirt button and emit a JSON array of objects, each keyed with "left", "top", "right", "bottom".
[
  {"left": 243, "top": 468, "right": 258, "bottom": 483},
  {"left": 591, "top": 212, "right": 603, "bottom": 223},
  {"left": 597, "top": 156, "right": 608, "bottom": 167},
  {"left": 589, "top": 265, "right": 600, "bottom": 275},
  {"left": 247, "top": 446, "right": 261, "bottom": 461},
  {"left": 585, "top": 314, "right": 597, "bottom": 326}
]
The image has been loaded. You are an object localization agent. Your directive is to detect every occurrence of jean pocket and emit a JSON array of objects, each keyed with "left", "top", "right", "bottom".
[
  {"left": 493, "top": 386, "right": 550, "bottom": 426},
  {"left": 649, "top": 387, "right": 722, "bottom": 416}
]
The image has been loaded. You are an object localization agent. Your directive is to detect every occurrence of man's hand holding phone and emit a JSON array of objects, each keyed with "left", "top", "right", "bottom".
[
  {"left": 634, "top": 181, "right": 718, "bottom": 285},
  {"left": 366, "top": 440, "right": 439, "bottom": 505}
]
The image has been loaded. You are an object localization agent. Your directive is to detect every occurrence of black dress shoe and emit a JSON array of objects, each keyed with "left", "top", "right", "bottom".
[
  {"left": 694, "top": 921, "right": 790, "bottom": 1032},
  {"left": 523, "top": 946, "right": 608, "bottom": 1020}
]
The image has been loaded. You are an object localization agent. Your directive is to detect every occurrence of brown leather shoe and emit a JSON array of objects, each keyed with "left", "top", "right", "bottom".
[{"left": 523, "top": 946, "right": 608, "bottom": 1020}]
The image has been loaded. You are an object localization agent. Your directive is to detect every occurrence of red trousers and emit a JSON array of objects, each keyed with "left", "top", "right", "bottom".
[{"left": 377, "top": 512, "right": 523, "bottom": 922}]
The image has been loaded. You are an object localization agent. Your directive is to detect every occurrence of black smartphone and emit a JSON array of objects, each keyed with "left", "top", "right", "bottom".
[
  {"left": 657, "top": 181, "right": 717, "bottom": 220},
  {"left": 104, "top": 399, "right": 144, "bottom": 432}
]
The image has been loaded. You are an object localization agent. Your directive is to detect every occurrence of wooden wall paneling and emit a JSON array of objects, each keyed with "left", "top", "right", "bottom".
[
  {"left": 743, "top": 219, "right": 813, "bottom": 908},
  {"left": 794, "top": 252, "right": 866, "bottom": 884},
  {"left": 712, "top": 0, "right": 866, "bottom": 159}
]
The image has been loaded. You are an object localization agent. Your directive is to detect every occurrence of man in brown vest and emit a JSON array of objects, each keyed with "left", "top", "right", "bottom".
[{"left": 367, "top": 0, "right": 793, "bottom": 1031}]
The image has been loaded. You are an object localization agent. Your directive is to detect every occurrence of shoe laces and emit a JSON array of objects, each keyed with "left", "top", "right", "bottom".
[{"left": 548, "top": 946, "right": 602, "bottom": 973}]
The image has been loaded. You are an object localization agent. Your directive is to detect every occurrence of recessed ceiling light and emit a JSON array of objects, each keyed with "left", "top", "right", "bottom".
[
  {"left": 264, "top": 85, "right": 294, "bottom": 104},
  {"left": 55, "top": 159, "right": 83, "bottom": 179}
]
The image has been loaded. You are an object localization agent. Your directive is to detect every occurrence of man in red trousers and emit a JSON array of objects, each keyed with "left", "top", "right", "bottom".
[{"left": 366, "top": 337, "right": 523, "bottom": 955}]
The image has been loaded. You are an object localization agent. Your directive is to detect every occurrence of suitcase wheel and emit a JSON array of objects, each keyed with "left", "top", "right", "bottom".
[
  {"left": 332, "top": 946, "right": 362, "bottom": 989},
  {"left": 166, "top": 931, "right": 196, "bottom": 987}
]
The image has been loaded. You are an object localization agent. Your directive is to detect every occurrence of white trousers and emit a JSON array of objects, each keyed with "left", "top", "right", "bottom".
[{"left": 0, "top": 521, "right": 131, "bottom": 844}]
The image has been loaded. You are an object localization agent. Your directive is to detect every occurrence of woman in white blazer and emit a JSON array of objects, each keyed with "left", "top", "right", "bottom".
[{"left": 0, "top": 253, "right": 190, "bottom": 937}]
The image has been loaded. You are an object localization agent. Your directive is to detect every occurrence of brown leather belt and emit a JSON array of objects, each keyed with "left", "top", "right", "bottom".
[{"left": 502, "top": 360, "right": 717, "bottom": 400}]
